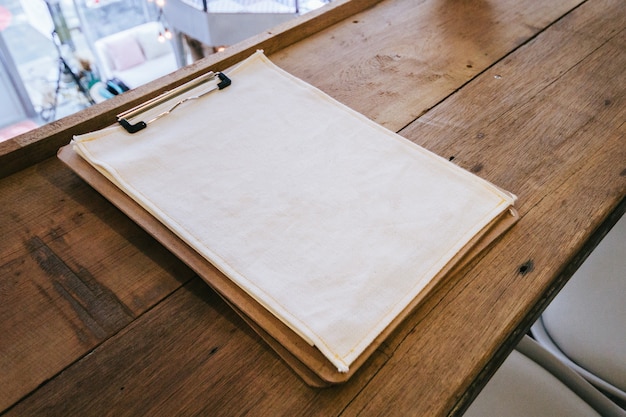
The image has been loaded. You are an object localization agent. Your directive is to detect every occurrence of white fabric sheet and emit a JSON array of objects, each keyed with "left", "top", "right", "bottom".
[{"left": 73, "top": 51, "right": 516, "bottom": 372}]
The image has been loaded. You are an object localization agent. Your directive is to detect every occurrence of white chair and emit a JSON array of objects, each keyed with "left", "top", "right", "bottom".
[
  {"left": 93, "top": 22, "right": 178, "bottom": 89},
  {"left": 464, "top": 336, "right": 625, "bottom": 417},
  {"left": 531, "top": 213, "right": 626, "bottom": 404}
]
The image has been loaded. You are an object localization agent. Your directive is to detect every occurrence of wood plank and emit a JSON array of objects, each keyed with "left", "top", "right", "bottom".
[
  {"left": 2, "top": 278, "right": 388, "bottom": 416},
  {"left": 1, "top": 0, "right": 617, "bottom": 415},
  {"left": 410, "top": 0, "right": 625, "bottom": 204},
  {"left": 0, "top": 160, "right": 195, "bottom": 411},
  {"left": 271, "top": 0, "right": 584, "bottom": 131},
  {"left": 343, "top": 0, "right": 626, "bottom": 415},
  {"left": 0, "top": 0, "right": 584, "bottom": 179}
]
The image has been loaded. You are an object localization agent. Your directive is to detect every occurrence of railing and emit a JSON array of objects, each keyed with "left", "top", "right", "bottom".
[{"left": 177, "top": 0, "right": 301, "bottom": 14}]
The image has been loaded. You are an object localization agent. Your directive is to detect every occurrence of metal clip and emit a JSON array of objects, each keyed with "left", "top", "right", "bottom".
[{"left": 117, "top": 72, "right": 231, "bottom": 134}]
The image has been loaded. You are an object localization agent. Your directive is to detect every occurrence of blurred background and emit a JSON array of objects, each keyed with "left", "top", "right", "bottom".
[{"left": 0, "top": 0, "right": 330, "bottom": 141}]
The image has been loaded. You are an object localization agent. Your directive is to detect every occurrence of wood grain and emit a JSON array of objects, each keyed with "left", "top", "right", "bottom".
[
  {"left": 0, "top": 160, "right": 195, "bottom": 410},
  {"left": 1, "top": 0, "right": 623, "bottom": 416},
  {"left": 344, "top": 0, "right": 626, "bottom": 414},
  {"left": 271, "top": 0, "right": 584, "bottom": 131},
  {"left": 0, "top": 0, "right": 584, "bottom": 179},
  {"left": 3, "top": 278, "right": 389, "bottom": 417},
  {"left": 0, "top": 0, "right": 589, "bottom": 412}
]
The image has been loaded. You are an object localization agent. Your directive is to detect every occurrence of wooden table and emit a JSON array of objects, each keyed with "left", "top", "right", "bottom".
[{"left": 1, "top": 0, "right": 624, "bottom": 415}]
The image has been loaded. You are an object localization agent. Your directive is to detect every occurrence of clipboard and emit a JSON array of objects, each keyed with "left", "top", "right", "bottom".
[{"left": 58, "top": 51, "right": 519, "bottom": 386}]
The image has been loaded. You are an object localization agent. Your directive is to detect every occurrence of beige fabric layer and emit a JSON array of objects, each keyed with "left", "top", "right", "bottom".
[{"left": 73, "top": 51, "right": 516, "bottom": 372}]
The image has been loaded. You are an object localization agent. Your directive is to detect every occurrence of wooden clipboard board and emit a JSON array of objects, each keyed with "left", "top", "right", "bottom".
[{"left": 58, "top": 144, "right": 518, "bottom": 386}]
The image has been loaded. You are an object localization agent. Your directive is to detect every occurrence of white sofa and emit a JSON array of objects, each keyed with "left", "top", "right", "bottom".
[{"left": 93, "top": 22, "right": 178, "bottom": 89}]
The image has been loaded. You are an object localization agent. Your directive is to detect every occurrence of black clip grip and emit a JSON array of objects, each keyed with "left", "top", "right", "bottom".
[
  {"left": 119, "top": 118, "right": 147, "bottom": 134},
  {"left": 217, "top": 72, "right": 231, "bottom": 89},
  {"left": 118, "top": 71, "right": 231, "bottom": 134}
]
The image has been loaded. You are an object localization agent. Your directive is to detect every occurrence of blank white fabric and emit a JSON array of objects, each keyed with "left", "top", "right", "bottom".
[{"left": 73, "top": 51, "right": 516, "bottom": 372}]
